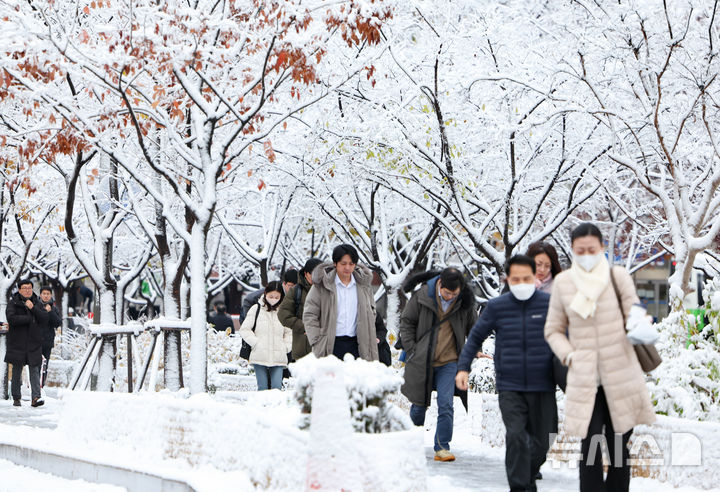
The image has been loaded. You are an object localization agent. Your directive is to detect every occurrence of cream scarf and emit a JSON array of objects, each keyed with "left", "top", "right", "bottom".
[{"left": 569, "top": 257, "right": 610, "bottom": 319}]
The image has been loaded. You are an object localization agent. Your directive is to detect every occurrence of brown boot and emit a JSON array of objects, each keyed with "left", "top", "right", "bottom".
[
  {"left": 31, "top": 397, "right": 44, "bottom": 408},
  {"left": 13, "top": 399, "right": 20, "bottom": 407}
]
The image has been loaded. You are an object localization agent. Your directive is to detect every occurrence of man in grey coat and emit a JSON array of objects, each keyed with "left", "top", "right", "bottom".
[
  {"left": 399, "top": 267, "right": 476, "bottom": 462},
  {"left": 302, "top": 244, "right": 378, "bottom": 361}
]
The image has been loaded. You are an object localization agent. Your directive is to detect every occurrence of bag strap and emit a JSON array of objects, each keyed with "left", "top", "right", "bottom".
[
  {"left": 608, "top": 268, "right": 627, "bottom": 326},
  {"left": 294, "top": 285, "right": 303, "bottom": 317},
  {"left": 251, "top": 304, "right": 261, "bottom": 333}
]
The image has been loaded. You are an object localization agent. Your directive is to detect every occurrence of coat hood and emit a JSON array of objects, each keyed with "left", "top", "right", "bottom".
[
  {"left": 312, "top": 262, "right": 373, "bottom": 291},
  {"left": 404, "top": 271, "right": 474, "bottom": 311}
]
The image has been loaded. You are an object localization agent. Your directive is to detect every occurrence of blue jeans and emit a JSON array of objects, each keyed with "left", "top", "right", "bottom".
[
  {"left": 410, "top": 361, "right": 457, "bottom": 452},
  {"left": 253, "top": 364, "right": 283, "bottom": 391}
]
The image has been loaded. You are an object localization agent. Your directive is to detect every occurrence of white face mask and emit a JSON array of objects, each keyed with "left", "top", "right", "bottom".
[
  {"left": 509, "top": 283, "right": 535, "bottom": 301},
  {"left": 575, "top": 253, "right": 604, "bottom": 272}
]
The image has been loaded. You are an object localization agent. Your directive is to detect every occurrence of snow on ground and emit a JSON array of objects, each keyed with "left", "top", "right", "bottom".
[
  {"left": 0, "top": 459, "right": 125, "bottom": 491},
  {"left": 0, "top": 381, "right": 718, "bottom": 491}
]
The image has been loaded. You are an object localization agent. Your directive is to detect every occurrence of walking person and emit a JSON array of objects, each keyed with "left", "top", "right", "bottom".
[
  {"left": 209, "top": 302, "right": 234, "bottom": 334},
  {"left": 303, "top": 244, "right": 378, "bottom": 361},
  {"left": 278, "top": 258, "right": 323, "bottom": 361},
  {"left": 526, "top": 242, "right": 563, "bottom": 294},
  {"left": 38, "top": 286, "right": 62, "bottom": 387},
  {"left": 456, "top": 255, "right": 557, "bottom": 491},
  {"left": 5, "top": 279, "right": 49, "bottom": 407},
  {"left": 399, "top": 267, "right": 476, "bottom": 462},
  {"left": 545, "top": 222, "right": 656, "bottom": 492},
  {"left": 239, "top": 281, "right": 292, "bottom": 391}
]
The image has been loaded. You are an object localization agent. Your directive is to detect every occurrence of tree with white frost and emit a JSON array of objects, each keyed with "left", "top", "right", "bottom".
[
  {"left": 1, "top": 0, "right": 393, "bottom": 393},
  {"left": 557, "top": 0, "right": 720, "bottom": 301}
]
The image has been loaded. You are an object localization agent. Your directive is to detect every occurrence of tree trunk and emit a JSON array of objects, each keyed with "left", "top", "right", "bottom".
[{"left": 189, "top": 220, "right": 208, "bottom": 394}]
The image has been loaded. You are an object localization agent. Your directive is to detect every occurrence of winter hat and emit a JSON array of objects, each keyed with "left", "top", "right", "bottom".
[{"left": 302, "top": 258, "right": 323, "bottom": 274}]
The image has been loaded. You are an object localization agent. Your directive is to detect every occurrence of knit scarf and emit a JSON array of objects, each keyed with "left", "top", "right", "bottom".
[{"left": 568, "top": 257, "right": 610, "bottom": 319}]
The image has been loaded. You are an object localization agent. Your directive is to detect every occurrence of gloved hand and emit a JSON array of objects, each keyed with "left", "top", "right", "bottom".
[{"left": 626, "top": 304, "right": 659, "bottom": 345}]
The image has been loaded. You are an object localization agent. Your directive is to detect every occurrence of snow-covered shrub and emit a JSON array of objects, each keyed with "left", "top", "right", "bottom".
[
  {"left": 648, "top": 286, "right": 720, "bottom": 421},
  {"left": 468, "top": 336, "right": 495, "bottom": 393},
  {"left": 703, "top": 277, "right": 720, "bottom": 341},
  {"left": 290, "top": 354, "right": 412, "bottom": 433}
]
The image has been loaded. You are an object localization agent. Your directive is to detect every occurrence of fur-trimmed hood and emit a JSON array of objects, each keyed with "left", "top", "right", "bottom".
[{"left": 312, "top": 262, "right": 373, "bottom": 291}]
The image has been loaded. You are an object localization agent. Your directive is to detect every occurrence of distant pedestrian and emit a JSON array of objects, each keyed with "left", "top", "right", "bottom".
[
  {"left": 38, "top": 286, "right": 62, "bottom": 387},
  {"left": 209, "top": 302, "right": 234, "bottom": 334},
  {"left": 239, "top": 281, "right": 292, "bottom": 391},
  {"left": 278, "top": 258, "right": 323, "bottom": 361},
  {"left": 399, "top": 267, "right": 476, "bottom": 462},
  {"left": 303, "top": 244, "right": 378, "bottom": 361},
  {"left": 456, "top": 255, "right": 557, "bottom": 491},
  {"left": 545, "top": 222, "right": 656, "bottom": 492},
  {"left": 5, "top": 279, "right": 49, "bottom": 407}
]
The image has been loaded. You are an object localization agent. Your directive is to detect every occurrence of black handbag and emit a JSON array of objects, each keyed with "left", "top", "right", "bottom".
[{"left": 239, "top": 306, "right": 261, "bottom": 360}]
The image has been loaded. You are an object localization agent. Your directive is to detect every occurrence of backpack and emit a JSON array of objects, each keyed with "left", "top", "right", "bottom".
[{"left": 239, "top": 305, "right": 262, "bottom": 360}]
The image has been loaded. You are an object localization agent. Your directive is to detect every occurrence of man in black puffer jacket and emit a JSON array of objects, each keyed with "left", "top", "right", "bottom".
[
  {"left": 5, "top": 279, "right": 49, "bottom": 407},
  {"left": 39, "top": 286, "right": 62, "bottom": 387},
  {"left": 456, "top": 255, "right": 558, "bottom": 492}
]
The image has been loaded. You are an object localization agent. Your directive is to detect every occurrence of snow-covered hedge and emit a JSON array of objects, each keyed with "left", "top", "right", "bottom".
[
  {"left": 468, "top": 336, "right": 496, "bottom": 394},
  {"left": 290, "top": 354, "right": 411, "bottom": 433},
  {"left": 648, "top": 280, "right": 720, "bottom": 422}
]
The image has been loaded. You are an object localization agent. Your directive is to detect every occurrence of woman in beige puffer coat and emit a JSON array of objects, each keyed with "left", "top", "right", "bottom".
[
  {"left": 545, "top": 223, "right": 655, "bottom": 492},
  {"left": 239, "top": 281, "right": 292, "bottom": 391}
]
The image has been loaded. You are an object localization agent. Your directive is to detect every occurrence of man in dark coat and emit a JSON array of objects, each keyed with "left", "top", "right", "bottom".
[
  {"left": 456, "top": 255, "right": 558, "bottom": 492},
  {"left": 278, "top": 258, "right": 322, "bottom": 361},
  {"left": 208, "top": 302, "right": 234, "bottom": 334},
  {"left": 39, "top": 286, "right": 62, "bottom": 387},
  {"left": 5, "top": 279, "right": 49, "bottom": 407},
  {"left": 399, "top": 267, "right": 476, "bottom": 462}
]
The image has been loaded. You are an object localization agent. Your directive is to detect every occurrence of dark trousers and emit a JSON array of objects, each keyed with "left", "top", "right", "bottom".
[
  {"left": 498, "top": 390, "right": 558, "bottom": 492},
  {"left": 41, "top": 345, "right": 52, "bottom": 387},
  {"left": 580, "top": 386, "right": 633, "bottom": 492},
  {"left": 332, "top": 336, "right": 359, "bottom": 360},
  {"left": 11, "top": 363, "right": 41, "bottom": 400}
]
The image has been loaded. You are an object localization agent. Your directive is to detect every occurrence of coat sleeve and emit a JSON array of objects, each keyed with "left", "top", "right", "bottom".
[
  {"left": 238, "top": 305, "right": 260, "bottom": 347},
  {"left": 49, "top": 307, "right": 62, "bottom": 329},
  {"left": 544, "top": 279, "right": 574, "bottom": 364},
  {"left": 277, "top": 286, "right": 304, "bottom": 334},
  {"left": 283, "top": 325, "right": 293, "bottom": 354},
  {"left": 457, "top": 301, "right": 495, "bottom": 372},
  {"left": 398, "top": 294, "right": 420, "bottom": 355},
  {"left": 302, "top": 285, "right": 324, "bottom": 346},
  {"left": 6, "top": 302, "right": 31, "bottom": 328}
]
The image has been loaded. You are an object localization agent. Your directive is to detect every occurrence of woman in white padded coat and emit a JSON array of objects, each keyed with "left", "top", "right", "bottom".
[{"left": 239, "top": 281, "right": 293, "bottom": 390}]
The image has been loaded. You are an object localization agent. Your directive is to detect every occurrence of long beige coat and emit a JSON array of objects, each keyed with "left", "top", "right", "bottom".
[
  {"left": 302, "top": 263, "right": 378, "bottom": 361},
  {"left": 239, "top": 301, "right": 293, "bottom": 367},
  {"left": 545, "top": 266, "right": 656, "bottom": 438}
]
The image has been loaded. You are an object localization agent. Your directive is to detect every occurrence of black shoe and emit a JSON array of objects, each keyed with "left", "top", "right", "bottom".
[
  {"left": 535, "top": 472, "right": 542, "bottom": 480},
  {"left": 31, "top": 397, "right": 44, "bottom": 407},
  {"left": 13, "top": 399, "right": 20, "bottom": 407}
]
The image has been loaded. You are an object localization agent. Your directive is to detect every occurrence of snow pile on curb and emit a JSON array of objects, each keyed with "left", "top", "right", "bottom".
[
  {"left": 56, "top": 391, "right": 305, "bottom": 490},
  {"left": 49, "top": 387, "right": 423, "bottom": 491}
]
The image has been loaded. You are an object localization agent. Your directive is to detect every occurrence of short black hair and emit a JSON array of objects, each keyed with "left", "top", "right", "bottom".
[
  {"left": 40, "top": 285, "right": 53, "bottom": 294},
  {"left": 17, "top": 278, "right": 33, "bottom": 290},
  {"left": 283, "top": 269, "right": 298, "bottom": 284},
  {"left": 214, "top": 302, "right": 226, "bottom": 314},
  {"left": 439, "top": 267, "right": 464, "bottom": 292},
  {"left": 332, "top": 244, "right": 359, "bottom": 264},
  {"left": 505, "top": 255, "right": 537, "bottom": 275},
  {"left": 263, "top": 281, "right": 285, "bottom": 311},
  {"left": 571, "top": 222, "right": 603, "bottom": 245},
  {"left": 302, "top": 258, "right": 323, "bottom": 274}
]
